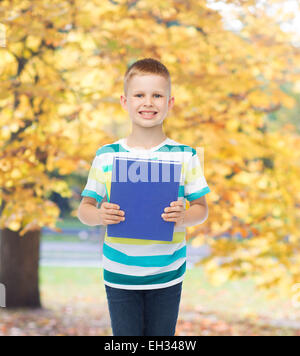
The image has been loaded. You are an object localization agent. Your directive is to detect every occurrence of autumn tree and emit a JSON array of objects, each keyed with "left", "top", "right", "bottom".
[
  {"left": 0, "top": 0, "right": 114, "bottom": 308},
  {"left": 0, "top": 0, "right": 300, "bottom": 308}
]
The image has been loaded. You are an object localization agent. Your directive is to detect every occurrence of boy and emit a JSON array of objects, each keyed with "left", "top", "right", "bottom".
[{"left": 77, "top": 58, "right": 210, "bottom": 336}]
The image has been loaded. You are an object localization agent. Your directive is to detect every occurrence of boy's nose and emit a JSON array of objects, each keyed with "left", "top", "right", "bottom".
[{"left": 144, "top": 97, "right": 154, "bottom": 105}]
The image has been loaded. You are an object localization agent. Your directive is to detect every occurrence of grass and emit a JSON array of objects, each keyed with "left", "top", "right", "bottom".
[
  {"left": 0, "top": 266, "right": 298, "bottom": 336},
  {"left": 39, "top": 266, "right": 297, "bottom": 322},
  {"left": 181, "top": 268, "right": 289, "bottom": 320},
  {"left": 40, "top": 266, "right": 103, "bottom": 300},
  {"left": 55, "top": 216, "right": 89, "bottom": 229}
]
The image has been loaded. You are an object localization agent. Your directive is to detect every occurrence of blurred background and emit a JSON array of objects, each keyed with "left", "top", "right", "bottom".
[{"left": 0, "top": 0, "right": 300, "bottom": 336}]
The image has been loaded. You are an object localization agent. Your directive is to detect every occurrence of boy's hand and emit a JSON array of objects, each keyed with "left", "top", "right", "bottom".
[
  {"left": 161, "top": 200, "right": 185, "bottom": 228},
  {"left": 99, "top": 202, "right": 125, "bottom": 225}
]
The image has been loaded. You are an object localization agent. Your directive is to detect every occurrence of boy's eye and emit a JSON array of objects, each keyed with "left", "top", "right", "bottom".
[{"left": 135, "top": 94, "right": 162, "bottom": 98}]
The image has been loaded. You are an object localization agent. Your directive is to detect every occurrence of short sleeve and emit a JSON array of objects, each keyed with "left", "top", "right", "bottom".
[
  {"left": 81, "top": 154, "right": 107, "bottom": 204},
  {"left": 184, "top": 150, "right": 211, "bottom": 202}
]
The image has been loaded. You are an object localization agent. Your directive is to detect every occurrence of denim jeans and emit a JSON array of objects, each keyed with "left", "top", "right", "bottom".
[{"left": 105, "top": 282, "right": 183, "bottom": 336}]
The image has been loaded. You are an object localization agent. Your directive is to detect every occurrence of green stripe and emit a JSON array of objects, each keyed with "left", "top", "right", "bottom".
[
  {"left": 186, "top": 186, "right": 211, "bottom": 201},
  {"left": 156, "top": 145, "right": 195, "bottom": 155},
  {"left": 96, "top": 144, "right": 129, "bottom": 156},
  {"left": 103, "top": 165, "right": 111, "bottom": 173},
  {"left": 81, "top": 189, "right": 104, "bottom": 203},
  {"left": 103, "top": 243, "right": 186, "bottom": 267},
  {"left": 179, "top": 185, "right": 184, "bottom": 197},
  {"left": 104, "top": 261, "right": 186, "bottom": 286}
]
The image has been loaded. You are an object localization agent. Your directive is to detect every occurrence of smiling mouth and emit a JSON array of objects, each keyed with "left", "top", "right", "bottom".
[{"left": 138, "top": 111, "right": 158, "bottom": 119}]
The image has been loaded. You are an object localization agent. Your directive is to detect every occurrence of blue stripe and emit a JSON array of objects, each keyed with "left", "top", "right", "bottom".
[
  {"left": 81, "top": 189, "right": 104, "bottom": 203},
  {"left": 104, "top": 261, "right": 186, "bottom": 286},
  {"left": 103, "top": 243, "right": 186, "bottom": 267},
  {"left": 186, "top": 186, "right": 211, "bottom": 201}
]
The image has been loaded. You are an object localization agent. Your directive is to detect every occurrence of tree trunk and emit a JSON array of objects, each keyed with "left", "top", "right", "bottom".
[{"left": 0, "top": 228, "right": 41, "bottom": 309}]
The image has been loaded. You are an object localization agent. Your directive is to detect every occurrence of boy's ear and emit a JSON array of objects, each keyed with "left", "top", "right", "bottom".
[
  {"left": 168, "top": 96, "right": 175, "bottom": 110},
  {"left": 120, "top": 95, "right": 128, "bottom": 110}
]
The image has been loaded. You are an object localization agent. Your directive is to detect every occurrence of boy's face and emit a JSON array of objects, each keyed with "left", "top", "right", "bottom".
[{"left": 120, "top": 74, "right": 174, "bottom": 127}]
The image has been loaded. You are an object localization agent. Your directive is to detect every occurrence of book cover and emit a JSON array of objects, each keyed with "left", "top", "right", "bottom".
[{"left": 107, "top": 157, "right": 182, "bottom": 241}]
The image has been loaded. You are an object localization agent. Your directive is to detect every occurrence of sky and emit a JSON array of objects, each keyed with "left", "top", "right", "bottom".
[{"left": 207, "top": 0, "right": 300, "bottom": 43}]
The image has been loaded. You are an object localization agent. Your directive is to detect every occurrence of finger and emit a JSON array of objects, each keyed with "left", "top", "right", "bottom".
[
  {"left": 108, "top": 208, "right": 123, "bottom": 216},
  {"left": 106, "top": 214, "right": 124, "bottom": 221},
  {"left": 103, "top": 202, "right": 111, "bottom": 209},
  {"left": 105, "top": 219, "right": 124, "bottom": 225},
  {"left": 170, "top": 201, "right": 184, "bottom": 208},
  {"left": 162, "top": 212, "right": 179, "bottom": 219},
  {"left": 162, "top": 216, "right": 177, "bottom": 222},
  {"left": 165, "top": 205, "right": 183, "bottom": 213},
  {"left": 170, "top": 213, "right": 181, "bottom": 218},
  {"left": 115, "top": 209, "right": 125, "bottom": 216},
  {"left": 165, "top": 204, "right": 182, "bottom": 213},
  {"left": 105, "top": 203, "right": 120, "bottom": 210}
]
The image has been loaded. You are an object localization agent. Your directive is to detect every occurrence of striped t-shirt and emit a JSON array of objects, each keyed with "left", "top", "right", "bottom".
[{"left": 81, "top": 137, "right": 211, "bottom": 290}]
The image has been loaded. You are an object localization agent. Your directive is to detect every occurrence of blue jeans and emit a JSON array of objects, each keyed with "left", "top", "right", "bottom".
[{"left": 105, "top": 282, "right": 183, "bottom": 336}]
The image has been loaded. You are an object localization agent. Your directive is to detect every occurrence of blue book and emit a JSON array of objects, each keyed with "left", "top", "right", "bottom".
[{"left": 107, "top": 157, "right": 182, "bottom": 242}]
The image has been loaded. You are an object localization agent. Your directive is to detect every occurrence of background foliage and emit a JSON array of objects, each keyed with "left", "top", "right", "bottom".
[{"left": 0, "top": 0, "right": 300, "bottom": 295}]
